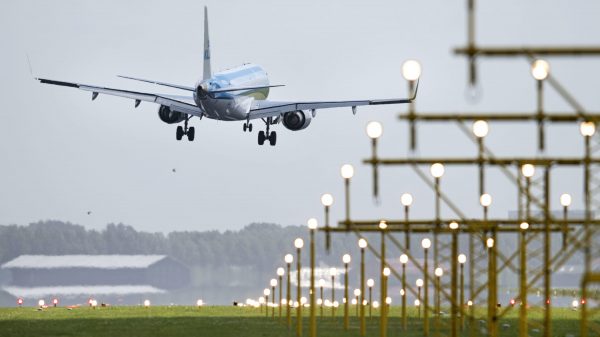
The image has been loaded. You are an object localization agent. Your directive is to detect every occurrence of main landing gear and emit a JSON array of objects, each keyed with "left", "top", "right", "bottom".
[
  {"left": 257, "top": 117, "right": 277, "bottom": 146},
  {"left": 176, "top": 116, "right": 195, "bottom": 141}
]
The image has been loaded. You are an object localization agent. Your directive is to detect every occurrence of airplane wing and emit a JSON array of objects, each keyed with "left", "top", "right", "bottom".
[
  {"left": 37, "top": 78, "right": 204, "bottom": 117},
  {"left": 118, "top": 75, "right": 195, "bottom": 91},
  {"left": 248, "top": 80, "right": 418, "bottom": 120}
]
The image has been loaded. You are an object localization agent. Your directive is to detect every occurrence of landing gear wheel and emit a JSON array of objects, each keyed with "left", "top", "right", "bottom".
[
  {"left": 187, "top": 127, "right": 195, "bottom": 141},
  {"left": 258, "top": 131, "right": 266, "bottom": 145},
  {"left": 269, "top": 131, "right": 277, "bottom": 146},
  {"left": 176, "top": 126, "right": 184, "bottom": 141},
  {"left": 248, "top": 123, "right": 253, "bottom": 132},
  {"left": 243, "top": 123, "right": 247, "bottom": 132}
]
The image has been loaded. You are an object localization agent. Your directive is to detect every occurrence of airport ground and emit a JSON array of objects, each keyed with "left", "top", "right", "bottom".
[{"left": 0, "top": 305, "right": 589, "bottom": 337}]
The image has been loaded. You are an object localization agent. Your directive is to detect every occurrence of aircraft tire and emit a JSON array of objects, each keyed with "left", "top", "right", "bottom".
[
  {"left": 258, "top": 131, "right": 266, "bottom": 145},
  {"left": 269, "top": 131, "right": 277, "bottom": 146},
  {"left": 187, "top": 127, "right": 195, "bottom": 141},
  {"left": 176, "top": 126, "right": 184, "bottom": 141},
  {"left": 248, "top": 123, "right": 253, "bottom": 132},
  {"left": 243, "top": 123, "right": 247, "bottom": 132}
]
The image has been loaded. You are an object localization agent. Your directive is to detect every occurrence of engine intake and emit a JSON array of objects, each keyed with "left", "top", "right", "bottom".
[
  {"left": 158, "top": 105, "right": 186, "bottom": 124},
  {"left": 282, "top": 110, "right": 312, "bottom": 131}
]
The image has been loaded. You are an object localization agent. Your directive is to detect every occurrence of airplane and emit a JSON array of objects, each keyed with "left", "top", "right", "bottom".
[{"left": 37, "top": 7, "right": 418, "bottom": 146}]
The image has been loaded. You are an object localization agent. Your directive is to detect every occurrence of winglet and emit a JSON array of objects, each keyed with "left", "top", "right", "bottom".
[
  {"left": 410, "top": 79, "right": 420, "bottom": 101},
  {"left": 26, "top": 54, "right": 35, "bottom": 79},
  {"left": 203, "top": 6, "right": 212, "bottom": 81}
]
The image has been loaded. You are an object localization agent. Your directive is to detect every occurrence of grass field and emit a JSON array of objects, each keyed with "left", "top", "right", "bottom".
[{"left": 0, "top": 305, "right": 592, "bottom": 337}]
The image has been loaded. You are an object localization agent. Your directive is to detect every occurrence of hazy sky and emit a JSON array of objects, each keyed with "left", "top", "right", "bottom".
[{"left": 1, "top": 0, "right": 600, "bottom": 233}]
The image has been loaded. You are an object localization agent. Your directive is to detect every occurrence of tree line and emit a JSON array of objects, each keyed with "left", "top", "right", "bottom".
[{"left": 0, "top": 221, "right": 390, "bottom": 275}]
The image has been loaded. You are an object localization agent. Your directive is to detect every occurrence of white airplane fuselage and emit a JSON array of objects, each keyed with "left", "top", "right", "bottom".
[{"left": 194, "top": 63, "right": 270, "bottom": 121}]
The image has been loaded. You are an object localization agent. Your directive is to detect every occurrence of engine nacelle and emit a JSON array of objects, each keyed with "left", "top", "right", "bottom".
[
  {"left": 158, "top": 105, "right": 186, "bottom": 124},
  {"left": 282, "top": 110, "right": 312, "bottom": 131}
]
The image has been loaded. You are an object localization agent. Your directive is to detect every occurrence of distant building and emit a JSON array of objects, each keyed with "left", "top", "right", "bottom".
[{"left": 1, "top": 255, "right": 190, "bottom": 300}]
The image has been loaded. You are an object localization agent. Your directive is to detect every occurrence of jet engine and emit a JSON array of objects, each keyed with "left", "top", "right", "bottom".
[
  {"left": 158, "top": 105, "right": 186, "bottom": 124},
  {"left": 282, "top": 110, "right": 312, "bottom": 131}
]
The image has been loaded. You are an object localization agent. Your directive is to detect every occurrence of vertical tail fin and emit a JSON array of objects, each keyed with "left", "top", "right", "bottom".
[{"left": 203, "top": 6, "right": 212, "bottom": 81}]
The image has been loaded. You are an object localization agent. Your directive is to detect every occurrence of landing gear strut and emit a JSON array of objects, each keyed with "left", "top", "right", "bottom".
[
  {"left": 176, "top": 116, "right": 195, "bottom": 141},
  {"left": 258, "top": 117, "right": 277, "bottom": 146},
  {"left": 243, "top": 116, "right": 253, "bottom": 132}
]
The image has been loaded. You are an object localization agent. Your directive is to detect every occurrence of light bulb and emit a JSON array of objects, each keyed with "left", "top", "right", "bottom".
[
  {"left": 401, "top": 193, "right": 413, "bottom": 206},
  {"left": 340, "top": 164, "right": 355, "bottom": 179},
  {"left": 480, "top": 193, "right": 492, "bottom": 207},
  {"left": 343, "top": 254, "right": 351, "bottom": 264},
  {"left": 399, "top": 254, "right": 408, "bottom": 264},
  {"left": 366, "top": 121, "right": 383, "bottom": 139},
  {"left": 560, "top": 193, "right": 572, "bottom": 207},
  {"left": 285, "top": 254, "right": 294, "bottom": 264},
  {"left": 430, "top": 163, "right": 445, "bottom": 178},
  {"left": 521, "top": 164, "right": 535, "bottom": 178},
  {"left": 580, "top": 121, "right": 596, "bottom": 137},
  {"left": 472, "top": 120, "right": 489, "bottom": 138},
  {"left": 320, "top": 193, "right": 334, "bottom": 207},
  {"left": 402, "top": 59, "right": 422, "bottom": 81},
  {"left": 378, "top": 220, "right": 388, "bottom": 230},
  {"left": 531, "top": 59, "right": 550, "bottom": 81}
]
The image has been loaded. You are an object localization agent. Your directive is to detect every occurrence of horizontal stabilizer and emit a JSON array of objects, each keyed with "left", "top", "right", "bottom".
[
  {"left": 208, "top": 84, "right": 285, "bottom": 94},
  {"left": 118, "top": 75, "right": 194, "bottom": 91}
]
